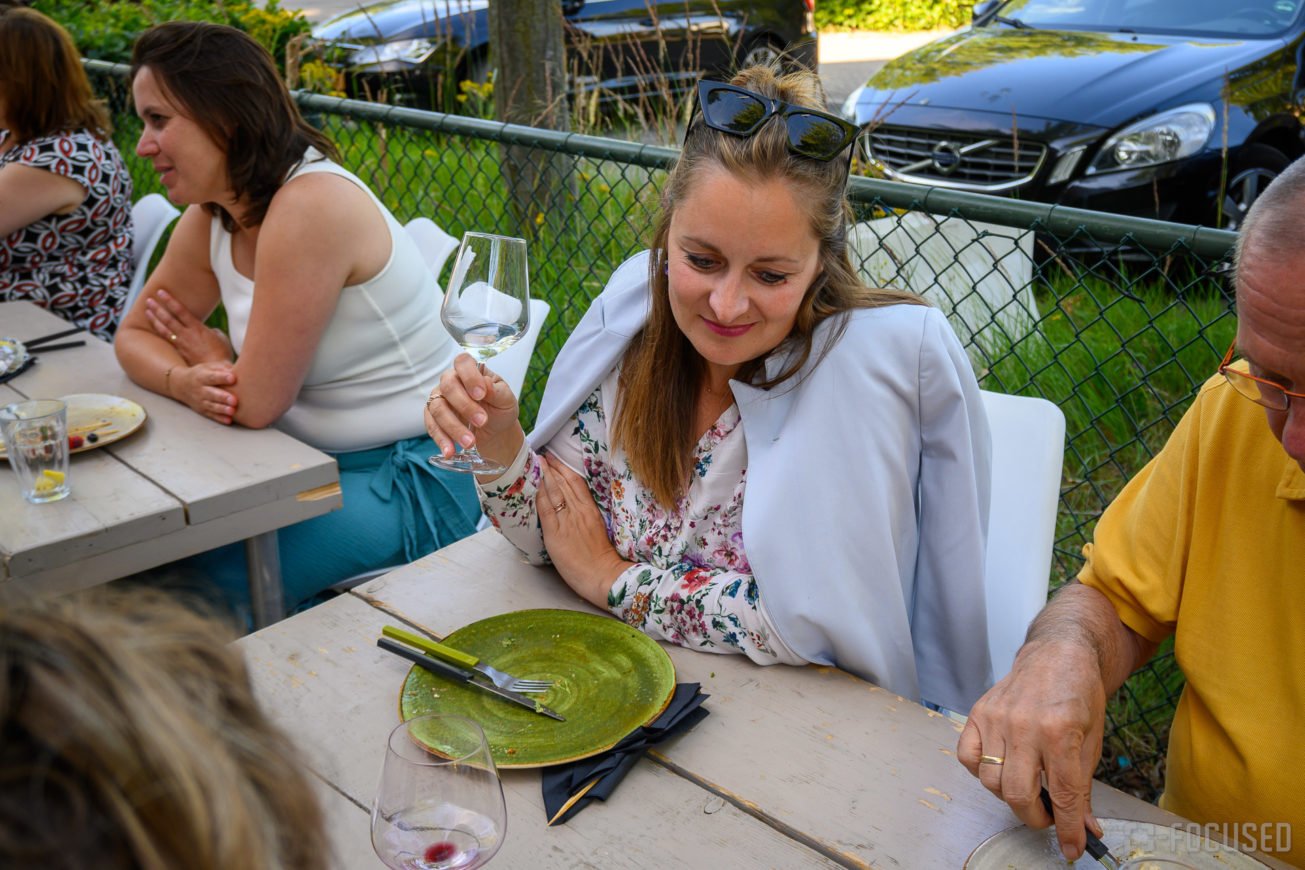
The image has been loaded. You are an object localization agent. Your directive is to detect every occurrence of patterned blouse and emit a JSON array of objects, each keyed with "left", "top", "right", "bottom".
[
  {"left": 480, "top": 369, "right": 805, "bottom": 665},
  {"left": 0, "top": 129, "right": 134, "bottom": 340}
]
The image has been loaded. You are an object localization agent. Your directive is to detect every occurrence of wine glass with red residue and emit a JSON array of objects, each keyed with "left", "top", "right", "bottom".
[{"left": 371, "top": 715, "right": 506, "bottom": 870}]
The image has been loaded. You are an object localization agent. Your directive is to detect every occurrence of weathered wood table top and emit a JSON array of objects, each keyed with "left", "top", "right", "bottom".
[
  {"left": 238, "top": 530, "right": 1286, "bottom": 869},
  {"left": 0, "top": 301, "right": 340, "bottom": 622}
]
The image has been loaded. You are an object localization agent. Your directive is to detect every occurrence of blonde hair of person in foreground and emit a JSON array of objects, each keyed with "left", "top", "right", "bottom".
[{"left": 0, "top": 588, "right": 327, "bottom": 869}]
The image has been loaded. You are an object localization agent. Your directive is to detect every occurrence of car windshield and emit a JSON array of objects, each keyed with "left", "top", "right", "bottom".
[{"left": 991, "top": 0, "right": 1302, "bottom": 37}]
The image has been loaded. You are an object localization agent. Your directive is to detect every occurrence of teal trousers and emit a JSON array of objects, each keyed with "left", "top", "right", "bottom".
[{"left": 183, "top": 434, "right": 480, "bottom": 620}]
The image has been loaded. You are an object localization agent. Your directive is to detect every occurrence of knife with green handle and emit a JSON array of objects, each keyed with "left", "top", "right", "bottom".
[
  {"left": 376, "top": 637, "right": 565, "bottom": 721},
  {"left": 384, "top": 625, "right": 479, "bottom": 667},
  {"left": 382, "top": 624, "right": 553, "bottom": 693}
]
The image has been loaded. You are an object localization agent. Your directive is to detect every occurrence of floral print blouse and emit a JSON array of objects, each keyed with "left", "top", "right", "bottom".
[{"left": 479, "top": 370, "right": 805, "bottom": 666}]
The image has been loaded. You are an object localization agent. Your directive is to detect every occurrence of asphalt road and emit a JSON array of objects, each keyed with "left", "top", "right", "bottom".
[
  {"left": 821, "top": 60, "right": 884, "bottom": 113},
  {"left": 289, "top": 0, "right": 357, "bottom": 21}
]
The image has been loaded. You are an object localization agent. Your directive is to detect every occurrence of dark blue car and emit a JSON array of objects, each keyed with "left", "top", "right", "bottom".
[
  {"left": 312, "top": 0, "right": 817, "bottom": 110},
  {"left": 844, "top": 0, "right": 1305, "bottom": 228}
]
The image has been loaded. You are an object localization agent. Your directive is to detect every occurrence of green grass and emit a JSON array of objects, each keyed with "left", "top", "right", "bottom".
[
  {"left": 981, "top": 273, "right": 1235, "bottom": 587},
  {"left": 1099, "top": 636, "right": 1187, "bottom": 797}
]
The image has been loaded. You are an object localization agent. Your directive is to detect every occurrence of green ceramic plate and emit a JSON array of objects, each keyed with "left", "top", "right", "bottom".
[{"left": 399, "top": 609, "right": 676, "bottom": 768}]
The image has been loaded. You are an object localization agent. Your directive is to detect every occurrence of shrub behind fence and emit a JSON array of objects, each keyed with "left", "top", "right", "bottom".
[{"left": 89, "top": 60, "right": 1240, "bottom": 802}]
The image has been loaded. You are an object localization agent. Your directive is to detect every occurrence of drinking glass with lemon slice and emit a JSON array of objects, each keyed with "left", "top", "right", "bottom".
[{"left": 0, "top": 399, "right": 71, "bottom": 503}]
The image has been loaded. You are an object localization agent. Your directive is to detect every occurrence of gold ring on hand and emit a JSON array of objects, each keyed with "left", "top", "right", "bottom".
[
  {"left": 554, "top": 499, "right": 567, "bottom": 513},
  {"left": 979, "top": 755, "right": 1005, "bottom": 765}
]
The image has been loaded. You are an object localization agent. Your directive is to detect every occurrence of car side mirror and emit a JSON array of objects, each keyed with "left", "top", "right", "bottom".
[{"left": 972, "top": 0, "right": 1001, "bottom": 24}]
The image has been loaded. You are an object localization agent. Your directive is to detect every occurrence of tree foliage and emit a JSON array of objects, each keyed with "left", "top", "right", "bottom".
[
  {"left": 32, "top": 0, "right": 309, "bottom": 71},
  {"left": 816, "top": 0, "right": 972, "bottom": 32}
]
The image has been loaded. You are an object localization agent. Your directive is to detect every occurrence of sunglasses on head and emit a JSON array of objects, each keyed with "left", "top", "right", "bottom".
[{"left": 691, "top": 79, "right": 860, "bottom": 163}]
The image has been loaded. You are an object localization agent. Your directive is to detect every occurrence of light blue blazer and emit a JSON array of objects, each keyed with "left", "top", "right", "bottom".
[{"left": 531, "top": 252, "right": 994, "bottom": 712}]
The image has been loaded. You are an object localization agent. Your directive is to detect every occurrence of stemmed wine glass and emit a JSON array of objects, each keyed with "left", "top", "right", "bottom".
[
  {"left": 371, "top": 714, "right": 507, "bottom": 870},
  {"left": 429, "top": 231, "right": 531, "bottom": 474}
]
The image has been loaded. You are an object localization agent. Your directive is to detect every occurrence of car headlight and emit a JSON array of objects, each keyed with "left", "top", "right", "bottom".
[
  {"left": 1086, "top": 103, "right": 1215, "bottom": 174},
  {"left": 349, "top": 38, "right": 439, "bottom": 68},
  {"left": 840, "top": 85, "right": 866, "bottom": 123}
]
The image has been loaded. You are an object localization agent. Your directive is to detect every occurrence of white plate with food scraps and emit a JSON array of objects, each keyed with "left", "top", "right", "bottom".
[
  {"left": 964, "top": 818, "right": 1270, "bottom": 869},
  {"left": 0, "top": 337, "right": 30, "bottom": 376},
  {"left": 0, "top": 393, "right": 147, "bottom": 460}
]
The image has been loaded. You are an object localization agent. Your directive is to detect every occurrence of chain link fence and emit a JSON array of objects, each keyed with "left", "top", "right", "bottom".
[{"left": 89, "top": 60, "right": 1240, "bottom": 801}]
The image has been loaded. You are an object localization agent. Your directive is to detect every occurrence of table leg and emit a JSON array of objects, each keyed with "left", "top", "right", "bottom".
[{"left": 245, "top": 531, "right": 285, "bottom": 629}]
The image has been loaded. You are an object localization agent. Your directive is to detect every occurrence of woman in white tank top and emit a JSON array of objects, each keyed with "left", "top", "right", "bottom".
[{"left": 114, "top": 22, "right": 479, "bottom": 621}]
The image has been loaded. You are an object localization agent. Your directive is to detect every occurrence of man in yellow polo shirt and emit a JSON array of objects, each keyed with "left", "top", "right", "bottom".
[{"left": 955, "top": 159, "right": 1305, "bottom": 868}]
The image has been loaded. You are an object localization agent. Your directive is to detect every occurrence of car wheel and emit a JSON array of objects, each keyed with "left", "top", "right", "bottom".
[
  {"left": 1220, "top": 144, "right": 1290, "bottom": 230},
  {"left": 741, "top": 36, "right": 784, "bottom": 71}
]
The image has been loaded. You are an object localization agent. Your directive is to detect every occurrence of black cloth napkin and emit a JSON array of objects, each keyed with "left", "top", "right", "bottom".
[{"left": 542, "top": 682, "right": 710, "bottom": 825}]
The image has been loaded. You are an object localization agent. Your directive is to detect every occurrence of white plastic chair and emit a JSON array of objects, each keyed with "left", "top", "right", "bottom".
[
  {"left": 401, "top": 217, "right": 545, "bottom": 394},
  {"left": 404, "top": 216, "right": 460, "bottom": 284},
  {"left": 979, "top": 389, "right": 1067, "bottom": 681},
  {"left": 483, "top": 297, "right": 550, "bottom": 397},
  {"left": 123, "top": 193, "right": 180, "bottom": 317}
]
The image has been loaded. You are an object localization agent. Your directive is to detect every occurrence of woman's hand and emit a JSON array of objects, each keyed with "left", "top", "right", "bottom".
[
  {"left": 145, "top": 288, "right": 233, "bottom": 366},
  {"left": 537, "top": 455, "right": 632, "bottom": 607},
  {"left": 424, "top": 353, "right": 524, "bottom": 471},
  {"left": 168, "top": 362, "right": 239, "bottom": 425}
]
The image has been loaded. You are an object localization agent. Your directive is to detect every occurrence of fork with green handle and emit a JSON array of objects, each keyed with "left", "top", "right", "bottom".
[{"left": 381, "top": 625, "right": 554, "bottom": 694}]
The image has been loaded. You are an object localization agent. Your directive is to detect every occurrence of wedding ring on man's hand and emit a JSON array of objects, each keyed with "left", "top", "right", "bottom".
[{"left": 979, "top": 755, "right": 1005, "bottom": 765}]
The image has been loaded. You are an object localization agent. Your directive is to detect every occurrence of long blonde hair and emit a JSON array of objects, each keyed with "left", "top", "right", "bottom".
[
  {"left": 0, "top": 589, "right": 327, "bottom": 869},
  {"left": 613, "top": 65, "right": 923, "bottom": 506}
]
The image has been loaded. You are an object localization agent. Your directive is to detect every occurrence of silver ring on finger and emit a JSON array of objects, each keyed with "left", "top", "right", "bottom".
[{"left": 425, "top": 392, "right": 441, "bottom": 414}]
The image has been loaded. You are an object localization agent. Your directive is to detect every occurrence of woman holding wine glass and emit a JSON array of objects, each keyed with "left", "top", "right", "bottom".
[
  {"left": 114, "top": 22, "right": 480, "bottom": 619},
  {"left": 424, "top": 65, "right": 995, "bottom": 714},
  {"left": 428, "top": 231, "right": 531, "bottom": 475}
]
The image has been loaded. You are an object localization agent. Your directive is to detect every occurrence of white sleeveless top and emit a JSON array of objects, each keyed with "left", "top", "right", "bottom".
[{"left": 210, "top": 150, "right": 457, "bottom": 452}]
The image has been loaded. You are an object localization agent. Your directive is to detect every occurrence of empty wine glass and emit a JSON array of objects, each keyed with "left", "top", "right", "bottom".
[
  {"left": 430, "top": 231, "right": 531, "bottom": 474},
  {"left": 371, "top": 715, "right": 507, "bottom": 870}
]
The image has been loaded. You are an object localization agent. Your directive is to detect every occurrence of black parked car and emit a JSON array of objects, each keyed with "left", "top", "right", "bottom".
[
  {"left": 843, "top": 0, "right": 1305, "bottom": 229},
  {"left": 312, "top": 0, "right": 817, "bottom": 110}
]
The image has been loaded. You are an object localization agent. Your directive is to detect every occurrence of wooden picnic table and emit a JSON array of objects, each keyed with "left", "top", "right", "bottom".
[
  {"left": 236, "top": 529, "right": 1290, "bottom": 869},
  {"left": 0, "top": 301, "right": 341, "bottom": 626}
]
